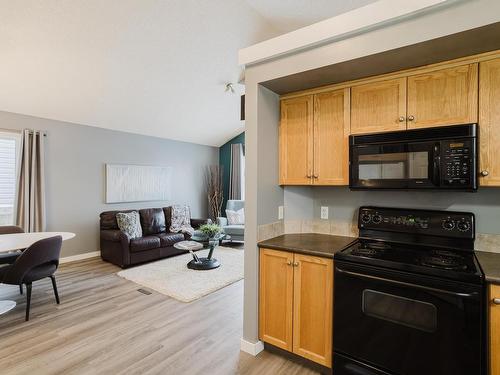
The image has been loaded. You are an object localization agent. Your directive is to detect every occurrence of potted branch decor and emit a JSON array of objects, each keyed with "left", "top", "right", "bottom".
[{"left": 206, "top": 165, "right": 223, "bottom": 222}]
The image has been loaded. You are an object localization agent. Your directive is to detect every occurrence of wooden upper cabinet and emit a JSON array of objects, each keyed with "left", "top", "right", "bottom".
[
  {"left": 279, "top": 96, "right": 313, "bottom": 185},
  {"left": 490, "top": 284, "right": 500, "bottom": 375},
  {"left": 292, "top": 254, "right": 333, "bottom": 367},
  {"left": 313, "top": 89, "right": 350, "bottom": 185},
  {"left": 407, "top": 64, "right": 478, "bottom": 129},
  {"left": 259, "top": 248, "right": 294, "bottom": 351},
  {"left": 479, "top": 58, "right": 500, "bottom": 186},
  {"left": 350, "top": 78, "right": 407, "bottom": 135}
]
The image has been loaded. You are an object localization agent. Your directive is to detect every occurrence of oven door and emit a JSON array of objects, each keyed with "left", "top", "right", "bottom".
[
  {"left": 350, "top": 141, "right": 440, "bottom": 189},
  {"left": 333, "top": 261, "right": 483, "bottom": 375}
]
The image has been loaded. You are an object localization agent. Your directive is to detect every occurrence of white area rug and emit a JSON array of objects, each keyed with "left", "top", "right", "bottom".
[{"left": 117, "top": 247, "right": 243, "bottom": 302}]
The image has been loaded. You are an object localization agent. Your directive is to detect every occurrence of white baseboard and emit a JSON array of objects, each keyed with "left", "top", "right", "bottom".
[
  {"left": 60, "top": 251, "right": 100, "bottom": 264},
  {"left": 240, "top": 338, "right": 264, "bottom": 356}
]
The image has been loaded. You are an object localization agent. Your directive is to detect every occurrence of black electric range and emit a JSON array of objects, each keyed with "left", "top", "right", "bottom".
[{"left": 333, "top": 206, "right": 485, "bottom": 375}]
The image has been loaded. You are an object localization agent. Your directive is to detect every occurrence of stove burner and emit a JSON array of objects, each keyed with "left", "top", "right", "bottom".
[
  {"left": 365, "top": 242, "right": 391, "bottom": 250},
  {"left": 352, "top": 248, "right": 379, "bottom": 257},
  {"left": 420, "top": 252, "right": 468, "bottom": 271},
  {"left": 352, "top": 242, "right": 390, "bottom": 257}
]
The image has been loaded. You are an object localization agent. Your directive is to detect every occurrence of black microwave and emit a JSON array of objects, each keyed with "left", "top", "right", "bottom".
[{"left": 349, "top": 124, "right": 478, "bottom": 191}]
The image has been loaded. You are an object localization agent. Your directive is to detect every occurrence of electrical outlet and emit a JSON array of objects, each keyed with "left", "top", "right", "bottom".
[
  {"left": 278, "top": 206, "right": 284, "bottom": 220},
  {"left": 320, "top": 206, "right": 329, "bottom": 220}
]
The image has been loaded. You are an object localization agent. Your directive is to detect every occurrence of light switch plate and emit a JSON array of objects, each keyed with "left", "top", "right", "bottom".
[
  {"left": 320, "top": 206, "right": 329, "bottom": 220},
  {"left": 278, "top": 206, "right": 284, "bottom": 220}
]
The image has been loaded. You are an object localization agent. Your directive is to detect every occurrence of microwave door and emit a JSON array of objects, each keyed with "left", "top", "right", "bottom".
[{"left": 350, "top": 142, "right": 438, "bottom": 189}]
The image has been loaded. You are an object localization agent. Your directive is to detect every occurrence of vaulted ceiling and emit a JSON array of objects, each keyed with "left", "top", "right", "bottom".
[
  {"left": 244, "top": 0, "right": 377, "bottom": 33},
  {"left": 0, "top": 0, "right": 376, "bottom": 146}
]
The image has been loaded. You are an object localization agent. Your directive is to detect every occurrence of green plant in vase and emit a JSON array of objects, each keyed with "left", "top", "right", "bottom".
[{"left": 198, "top": 223, "right": 224, "bottom": 241}]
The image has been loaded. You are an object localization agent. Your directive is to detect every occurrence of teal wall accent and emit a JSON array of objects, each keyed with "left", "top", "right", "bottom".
[{"left": 219, "top": 132, "right": 245, "bottom": 214}]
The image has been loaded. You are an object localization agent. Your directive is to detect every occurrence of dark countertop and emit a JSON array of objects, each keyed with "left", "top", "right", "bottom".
[
  {"left": 476, "top": 251, "right": 500, "bottom": 284},
  {"left": 258, "top": 233, "right": 357, "bottom": 259}
]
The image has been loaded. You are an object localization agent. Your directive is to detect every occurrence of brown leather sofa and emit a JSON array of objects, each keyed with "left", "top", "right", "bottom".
[{"left": 100, "top": 207, "right": 209, "bottom": 268}]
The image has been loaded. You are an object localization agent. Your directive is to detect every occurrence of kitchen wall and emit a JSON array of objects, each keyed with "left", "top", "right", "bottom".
[
  {"left": 0, "top": 110, "right": 218, "bottom": 258},
  {"left": 283, "top": 186, "right": 500, "bottom": 251}
]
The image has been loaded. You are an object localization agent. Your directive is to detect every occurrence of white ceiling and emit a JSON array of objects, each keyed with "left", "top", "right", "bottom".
[
  {"left": 244, "top": 0, "right": 378, "bottom": 33},
  {"left": 0, "top": 0, "right": 278, "bottom": 147},
  {"left": 0, "top": 0, "right": 376, "bottom": 147}
]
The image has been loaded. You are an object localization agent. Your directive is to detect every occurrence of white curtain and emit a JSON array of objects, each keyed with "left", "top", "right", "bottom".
[
  {"left": 229, "top": 143, "right": 245, "bottom": 200},
  {"left": 16, "top": 129, "right": 46, "bottom": 232}
]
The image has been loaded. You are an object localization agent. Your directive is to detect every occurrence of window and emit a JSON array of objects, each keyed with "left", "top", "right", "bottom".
[{"left": 0, "top": 132, "right": 21, "bottom": 225}]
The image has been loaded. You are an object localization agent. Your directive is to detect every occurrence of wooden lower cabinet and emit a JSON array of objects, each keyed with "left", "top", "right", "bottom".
[
  {"left": 293, "top": 254, "right": 333, "bottom": 367},
  {"left": 490, "top": 284, "right": 500, "bottom": 375},
  {"left": 259, "top": 248, "right": 333, "bottom": 368}
]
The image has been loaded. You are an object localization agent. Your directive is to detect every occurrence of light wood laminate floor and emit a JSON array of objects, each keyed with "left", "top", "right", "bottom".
[{"left": 0, "top": 257, "right": 318, "bottom": 375}]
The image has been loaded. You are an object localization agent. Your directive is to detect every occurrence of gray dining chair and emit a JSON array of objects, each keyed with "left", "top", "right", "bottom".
[
  {"left": 0, "top": 236, "right": 62, "bottom": 321},
  {"left": 0, "top": 225, "right": 25, "bottom": 295},
  {"left": 0, "top": 225, "right": 24, "bottom": 265}
]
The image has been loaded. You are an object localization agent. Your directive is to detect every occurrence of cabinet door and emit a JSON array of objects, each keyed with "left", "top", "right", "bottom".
[
  {"left": 259, "top": 248, "right": 294, "bottom": 351},
  {"left": 279, "top": 96, "right": 313, "bottom": 185},
  {"left": 313, "top": 88, "right": 350, "bottom": 185},
  {"left": 479, "top": 58, "right": 500, "bottom": 186},
  {"left": 292, "top": 254, "right": 333, "bottom": 367},
  {"left": 350, "top": 78, "right": 407, "bottom": 135},
  {"left": 407, "top": 64, "right": 478, "bottom": 129},
  {"left": 490, "top": 284, "right": 500, "bottom": 375}
]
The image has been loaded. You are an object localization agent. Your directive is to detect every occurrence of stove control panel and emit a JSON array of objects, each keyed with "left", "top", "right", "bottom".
[{"left": 359, "top": 206, "right": 474, "bottom": 239}]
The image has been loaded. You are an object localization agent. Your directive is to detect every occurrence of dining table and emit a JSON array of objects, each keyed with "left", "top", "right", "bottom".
[{"left": 0, "top": 231, "right": 75, "bottom": 315}]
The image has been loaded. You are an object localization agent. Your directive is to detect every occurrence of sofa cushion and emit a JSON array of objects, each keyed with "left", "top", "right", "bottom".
[
  {"left": 155, "top": 232, "right": 185, "bottom": 247},
  {"left": 130, "top": 236, "right": 161, "bottom": 252},
  {"left": 223, "top": 225, "right": 244, "bottom": 236},
  {"left": 116, "top": 211, "right": 142, "bottom": 239},
  {"left": 139, "top": 208, "right": 166, "bottom": 235}
]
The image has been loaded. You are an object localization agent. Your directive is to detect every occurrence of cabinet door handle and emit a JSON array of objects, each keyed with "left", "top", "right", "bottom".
[
  {"left": 286, "top": 260, "right": 293, "bottom": 266},
  {"left": 481, "top": 170, "right": 489, "bottom": 177},
  {"left": 398, "top": 116, "right": 405, "bottom": 122},
  {"left": 313, "top": 174, "right": 319, "bottom": 179},
  {"left": 408, "top": 115, "right": 415, "bottom": 121},
  {"left": 493, "top": 298, "right": 500, "bottom": 305},
  {"left": 306, "top": 174, "right": 312, "bottom": 178},
  {"left": 293, "top": 261, "right": 299, "bottom": 267}
]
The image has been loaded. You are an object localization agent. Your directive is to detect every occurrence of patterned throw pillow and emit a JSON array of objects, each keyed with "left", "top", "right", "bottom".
[
  {"left": 116, "top": 211, "right": 142, "bottom": 239},
  {"left": 226, "top": 208, "right": 244, "bottom": 225}
]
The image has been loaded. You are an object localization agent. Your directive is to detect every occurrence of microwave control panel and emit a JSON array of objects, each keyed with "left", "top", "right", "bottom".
[{"left": 441, "top": 139, "right": 474, "bottom": 186}]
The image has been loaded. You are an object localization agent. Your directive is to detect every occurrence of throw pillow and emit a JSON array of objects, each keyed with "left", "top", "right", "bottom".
[
  {"left": 170, "top": 205, "right": 194, "bottom": 236},
  {"left": 226, "top": 208, "right": 244, "bottom": 225},
  {"left": 116, "top": 211, "right": 142, "bottom": 239}
]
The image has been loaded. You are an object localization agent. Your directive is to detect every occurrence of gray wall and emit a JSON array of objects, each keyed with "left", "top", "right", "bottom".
[
  {"left": 0, "top": 110, "right": 218, "bottom": 257},
  {"left": 243, "top": 82, "right": 283, "bottom": 344}
]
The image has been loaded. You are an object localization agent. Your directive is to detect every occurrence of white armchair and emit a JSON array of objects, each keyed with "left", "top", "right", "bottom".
[{"left": 217, "top": 200, "right": 244, "bottom": 242}]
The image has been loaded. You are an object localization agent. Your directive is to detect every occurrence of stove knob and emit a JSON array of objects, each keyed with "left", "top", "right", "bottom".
[
  {"left": 457, "top": 220, "right": 471, "bottom": 232},
  {"left": 361, "top": 213, "right": 371, "bottom": 224},
  {"left": 372, "top": 214, "right": 382, "bottom": 224},
  {"left": 442, "top": 219, "right": 455, "bottom": 230}
]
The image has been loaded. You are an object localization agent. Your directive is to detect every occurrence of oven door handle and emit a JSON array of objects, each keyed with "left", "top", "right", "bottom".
[{"left": 335, "top": 267, "right": 479, "bottom": 298}]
